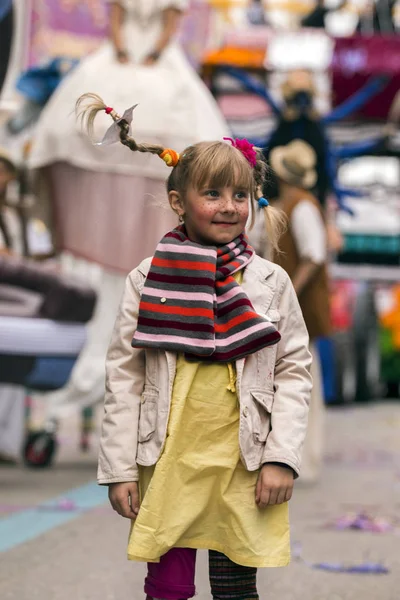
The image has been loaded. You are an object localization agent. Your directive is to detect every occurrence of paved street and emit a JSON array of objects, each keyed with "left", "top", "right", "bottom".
[{"left": 1, "top": 401, "right": 399, "bottom": 600}]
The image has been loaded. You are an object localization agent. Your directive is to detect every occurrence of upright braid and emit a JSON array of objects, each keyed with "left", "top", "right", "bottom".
[
  {"left": 75, "top": 93, "right": 179, "bottom": 165},
  {"left": 118, "top": 121, "right": 165, "bottom": 157},
  {"left": 253, "top": 149, "right": 268, "bottom": 198},
  {"left": 253, "top": 148, "right": 286, "bottom": 254}
]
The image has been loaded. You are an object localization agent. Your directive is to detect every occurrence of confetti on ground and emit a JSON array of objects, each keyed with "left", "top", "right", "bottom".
[
  {"left": 39, "top": 498, "right": 78, "bottom": 511},
  {"left": 292, "top": 542, "right": 390, "bottom": 575},
  {"left": 312, "top": 562, "right": 390, "bottom": 575},
  {"left": 327, "top": 512, "right": 395, "bottom": 534}
]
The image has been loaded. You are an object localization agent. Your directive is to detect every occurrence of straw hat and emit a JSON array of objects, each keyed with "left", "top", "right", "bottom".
[{"left": 269, "top": 139, "right": 317, "bottom": 189}]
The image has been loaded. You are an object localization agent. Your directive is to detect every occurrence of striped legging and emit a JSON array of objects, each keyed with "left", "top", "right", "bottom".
[{"left": 209, "top": 550, "right": 259, "bottom": 600}]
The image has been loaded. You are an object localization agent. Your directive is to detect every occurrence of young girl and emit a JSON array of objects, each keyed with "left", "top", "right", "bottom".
[{"left": 81, "top": 96, "right": 312, "bottom": 600}]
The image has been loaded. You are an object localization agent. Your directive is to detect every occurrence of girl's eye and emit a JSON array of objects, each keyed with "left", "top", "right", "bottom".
[
  {"left": 235, "top": 191, "right": 248, "bottom": 200},
  {"left": 206, "top": 190, "right": 220, "bottom": 198}
]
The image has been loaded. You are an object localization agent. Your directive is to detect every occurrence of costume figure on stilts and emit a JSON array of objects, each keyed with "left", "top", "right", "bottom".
[{"left": 28, "top": 0, "right": 229, "bottom": 421}]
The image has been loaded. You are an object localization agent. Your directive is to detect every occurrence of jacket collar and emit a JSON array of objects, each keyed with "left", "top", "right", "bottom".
[
  {"left": 243, "top": 253, "right": 275, "bottom": 281},
  {"left": 241, "top": 255, "right": 276, "bottom": 316}
]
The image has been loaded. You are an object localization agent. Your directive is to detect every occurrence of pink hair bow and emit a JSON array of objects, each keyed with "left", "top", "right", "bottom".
[{"left": 223, "top": 137, "right": 257, "bottom": 168}]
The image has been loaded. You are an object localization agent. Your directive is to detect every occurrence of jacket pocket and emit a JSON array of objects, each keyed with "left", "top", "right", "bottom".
[
  {"left": 250, "top": 389, "right": 274, "bottom": 443},
  {"left": 138, "top": 388, "right": 158, "bottom": 443},
  {"left": 259, "top": 309, "right": 280, "bottom": 390},
  {"left": 265, "top": 309, "right": 280, "bottom": 324}
]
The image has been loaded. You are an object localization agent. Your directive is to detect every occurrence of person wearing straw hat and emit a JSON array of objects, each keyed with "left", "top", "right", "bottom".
[
  {"left": 256, "top": 139, "right": 331, "bottom": 483},
  {"left": 270, "top": 139, "right": 318, "bottom": 191}
]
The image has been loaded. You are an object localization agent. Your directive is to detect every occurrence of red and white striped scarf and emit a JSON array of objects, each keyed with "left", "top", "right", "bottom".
[{"left": 132, "top": 227, "right": 281, "bottom": 362}]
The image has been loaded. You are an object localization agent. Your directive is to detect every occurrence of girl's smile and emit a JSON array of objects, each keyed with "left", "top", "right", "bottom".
[{"left": 212, "top": 219, "right": 238, "bottom": 225}]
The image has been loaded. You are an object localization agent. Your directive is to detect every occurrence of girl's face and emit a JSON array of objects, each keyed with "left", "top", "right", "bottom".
[{"left": 169, "top": 185, "right": 250, "bottom": 246}]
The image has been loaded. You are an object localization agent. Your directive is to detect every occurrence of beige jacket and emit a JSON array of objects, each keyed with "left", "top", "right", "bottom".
[{"left": 98, "top": 255, "right": 312, "bottom": 484}]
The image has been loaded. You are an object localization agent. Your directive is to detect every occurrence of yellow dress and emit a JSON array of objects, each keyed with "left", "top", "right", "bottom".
[{"left": 128, "top": 280, "right": 290, "bottom": 568}]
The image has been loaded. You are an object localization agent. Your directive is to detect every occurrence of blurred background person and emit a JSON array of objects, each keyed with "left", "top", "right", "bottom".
[
  {"left": 263, "top": 70, "right": 329, "bottom": 210},
  {"left": 0, "top": 149, "right": 25, "bottom": 464},
  {"left": 250, "top": 139, "right": 331, "bottom": 483},
  {"left": 263, "top": 69, "right": 344, "bottom": 253},
  {"left": 269, "top": 140, "right": 331, "bottom": 483},
  {"left": 26, "top": 0, "right": 229, "bottom": 422}
]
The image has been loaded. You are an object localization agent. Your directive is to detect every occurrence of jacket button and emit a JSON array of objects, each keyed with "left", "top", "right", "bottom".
[
  {"left": 160, "top": 297, "right": 167, "bottom": 303},
  {"left": 243, "top": 407, "right": 249, "bottom": 417}
]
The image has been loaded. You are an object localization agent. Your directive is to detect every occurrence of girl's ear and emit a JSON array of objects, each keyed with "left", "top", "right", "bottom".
[{"left": 168, "top": 190, "right": 185, "bottom": 220}]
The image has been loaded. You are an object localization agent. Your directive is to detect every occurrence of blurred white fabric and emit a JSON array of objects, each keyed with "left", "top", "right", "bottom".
[
  {"left": 28, "top": 0, "right": 229, "bottom": 178},
  {"left": 0, "top": 316, "right": 86, "bottom": 355},
  {"left": 0, "top": 385, "right": 25, "bottom": 459}
]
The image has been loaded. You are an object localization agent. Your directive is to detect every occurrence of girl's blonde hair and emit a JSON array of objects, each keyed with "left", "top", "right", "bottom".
[{"left": 76, "top": 93, "right": 286, "bottom": 252}]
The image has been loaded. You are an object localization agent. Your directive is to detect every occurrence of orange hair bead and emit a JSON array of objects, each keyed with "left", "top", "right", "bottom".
[{"left": 160, "top": 148, "right": 180, "bottom": 167}]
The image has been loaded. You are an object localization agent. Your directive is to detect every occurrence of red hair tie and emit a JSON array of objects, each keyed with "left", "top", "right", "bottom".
[{"left": 105, "top": 106, "right": 113, "bottom": 115}]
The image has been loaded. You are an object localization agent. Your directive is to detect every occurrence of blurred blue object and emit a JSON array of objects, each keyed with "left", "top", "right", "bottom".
[
  {"left": 8, "top": 57, "right": 79, "bottom": 134},
  {"left": 313, "top": 561, "right": 389, "bottom": 574},
  {"left": 25, "top": 357, "right": 77, "bottom": 391},
  {"left": 0, "top": 0, "right": 12, "bottom": 23},
  {"left": 316, "top": 337, "right": 336, "bottom": 403},
  {"left": 16, "top": 57, "right": 78, "bottom": 105}
]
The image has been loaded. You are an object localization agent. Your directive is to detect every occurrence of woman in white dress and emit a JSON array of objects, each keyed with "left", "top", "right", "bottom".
[{"left": 28, "top": 0, "right": 229, "bottom": 421}]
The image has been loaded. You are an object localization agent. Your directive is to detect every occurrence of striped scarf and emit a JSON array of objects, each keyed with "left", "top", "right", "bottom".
[{"left": 132, "top": 227, "right": 281, "bottom": 362}]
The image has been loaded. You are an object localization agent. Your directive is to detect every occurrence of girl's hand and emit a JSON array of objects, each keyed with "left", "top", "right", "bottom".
[
  {"left": 108, "top": 481, "right": 140, "bottom": 519},
  {"left": 255, "top": 464, "right": 294, "bottom": 508},
  {"left": 143, "top": 51, "right": 160, "bottom": 66}
]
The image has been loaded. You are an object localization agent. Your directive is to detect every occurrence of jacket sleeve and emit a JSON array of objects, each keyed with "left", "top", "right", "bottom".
[
  {"left": 262, "top": 268, "right": 312, "bottom": 477},
  {"left": 97, "top": 269, "right": 145, "bottom": 484}
]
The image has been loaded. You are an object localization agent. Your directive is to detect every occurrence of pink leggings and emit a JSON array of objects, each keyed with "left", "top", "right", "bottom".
[{"left": 145, "top": 548, "right": 197, "bottom": 600}]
